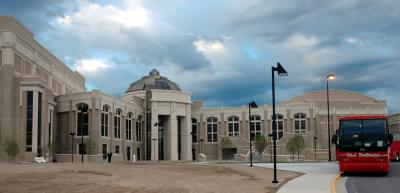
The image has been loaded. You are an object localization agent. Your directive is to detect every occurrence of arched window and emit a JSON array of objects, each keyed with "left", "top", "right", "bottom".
[
  {"left": 126, "top": 112, "right": 133, "bottom": 140},
  {"left": 114, "top": 109, "right": 122, "bottom": 138},
  {"left": 250, "top": 115, "right": 261, "bottom": 140},
  {"left": 271, "top": 114, "right": 284, "bottom": 140},
  {"left": 228, "top": 116, "right": 240, "bottom": 136},
  {"left": 207, "top": 117, "right": 218, "bottom": 142},
  {"left": 192, "top": 118, "right": 198, "bottom": 143},
  {"left": 101, "top": 105, "right": 109, "bottom": 137},
  {"left": 136, "top": 115, "right": 143, "bottom": 142},
  {"left": 77, "top": 103, "right": 89, "bottom": 136},
  {"left": 294, "top": 113, "right": 307, "bottom": 133}
]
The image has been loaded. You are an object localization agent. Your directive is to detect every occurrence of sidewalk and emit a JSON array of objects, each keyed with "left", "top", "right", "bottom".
[
  {"left": 255, "top": 162, "right": 341, "bottom": 193},
  {"left": 277, "top": 173, "right": 336, "bottom": 193}
]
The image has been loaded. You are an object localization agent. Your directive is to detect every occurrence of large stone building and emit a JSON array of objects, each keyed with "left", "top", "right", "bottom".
[{"left": 0, "top": 16, "right": 395, "bottom": 162}]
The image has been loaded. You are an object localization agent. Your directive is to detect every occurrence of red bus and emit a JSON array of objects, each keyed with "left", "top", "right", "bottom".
[
  {"left": 332, "top": 115, "right": 393, "bottom": 173},
  {"left": 389, "top": 133, "right": 400, "bottom": 161}
]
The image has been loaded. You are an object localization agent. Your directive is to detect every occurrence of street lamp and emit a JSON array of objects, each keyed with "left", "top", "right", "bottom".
[
  {"left": 313, "top": 136, "right": 317, "bottom": 160},
  {"left": 271, "top": 62, "right": 288, "bottom": 184},
  {"left": 79, "top": 104, "right": 88, "bottom": 163},
  {"left": 326, "top": 73, "right": 335, "bottom": 162},
  {"left": 69, "top": 132, "right": 75, "bottom": 163},
  {"left": 190, "top": 131, "right": 195, "bottom": 163},
  {"left": 268, "top": 133, "right": 273, "bottom": 163},
  {"left": 153, "top": 122, "right": 159, "bottom": 162},
  {"left": 248, "top": 101, "right": 258, "bottom": 167}
]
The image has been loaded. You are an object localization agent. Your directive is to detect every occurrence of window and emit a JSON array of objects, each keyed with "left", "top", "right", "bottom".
[
  {"left": 271, "top": 114, "right": 284, "bottom": 140},
  {"left": 294, "top": 113, "right": 307, "bottom": 133},
  {"left": 77, "top": 104, "right": 89, "bottom": 136},
  {"left": 250, "top": 115, "right": 261, "bottom": 141},
  {"left": 207, "top": 117, "right": 218, "bottom": 142},
  {"left": 136, "top": 115, "right": 143, "bottom": 142},
  {"left": 115, "top": 145, "right": 120, "bottom": 154},
  {"left": 114, "top": 109, "right": 122, "bottom": 138},
  {"left": 102, "top": 144, "right": 107, "bottom": 160},
  {"left": 78, "top": 143, "right": 86, "bottom": 155},
  {"left": 26, "top": 91, "right": 33, "bottom": 152},
  {"left": 192, "top": 118, "right": 197, "bottom": 143},
  {"left": 228, "top": 116, "right": 240, "bottom": 136},
  {"left": 126, "top": 113, "right": 133, "bottom": 140},
  {"left": 101, "top": 105, "right": 109, "bottom": 137}
]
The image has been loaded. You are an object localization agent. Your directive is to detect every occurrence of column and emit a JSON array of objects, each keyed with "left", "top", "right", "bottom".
[
  {"left": 151, "top": 106, "right": 159, "bottom": 161},
  {"left": 180, "top": 104, "right": 192, "bottom": 161},
  {"left": 168, "top": 115, "right": 178, "bottom": 160}
]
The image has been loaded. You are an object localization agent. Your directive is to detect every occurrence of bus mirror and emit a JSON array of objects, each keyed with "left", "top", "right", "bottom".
[
  {"left": 331, "top": 134, "right": 338, "bottom": 145},
  {"left": 388, "top": 133, "right": 393, "bottom": 144}
]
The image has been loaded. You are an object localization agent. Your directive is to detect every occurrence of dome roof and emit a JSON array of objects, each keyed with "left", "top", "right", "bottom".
[{"left": 125, "top": 69, "right": 181, "bottom": 93}]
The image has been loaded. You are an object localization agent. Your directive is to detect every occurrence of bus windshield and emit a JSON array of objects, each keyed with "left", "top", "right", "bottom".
[{"left": 339, "top": 119, "right": 387, "bottom": 151}]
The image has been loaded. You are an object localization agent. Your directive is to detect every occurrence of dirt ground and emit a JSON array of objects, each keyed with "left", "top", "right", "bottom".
[{"left": 0, "top": 162, "right": 300, "bottom": 193}]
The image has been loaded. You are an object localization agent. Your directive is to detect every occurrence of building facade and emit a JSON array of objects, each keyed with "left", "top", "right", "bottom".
[{"left": 0, "top": 16, "right": 396, "bottom": 162}]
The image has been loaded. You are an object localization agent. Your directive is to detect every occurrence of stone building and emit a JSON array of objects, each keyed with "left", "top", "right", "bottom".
[{"left": 0, "top": 16, "right": 396, "bottom": 162}]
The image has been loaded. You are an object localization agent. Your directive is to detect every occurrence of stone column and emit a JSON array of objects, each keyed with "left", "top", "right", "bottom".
[
  {"left": 151, "top": 102, "right": 159, "bottom": 161},
  {"left": 180, "top": 114, "right": 192, "bottom": 161},
  {"left": 168, "top": 114, "right": 178, "bottom": 160}
]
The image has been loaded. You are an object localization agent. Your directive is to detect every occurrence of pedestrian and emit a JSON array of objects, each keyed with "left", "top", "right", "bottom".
[{"left": 107, "top": 152, "right": 113, "bottom": 163}]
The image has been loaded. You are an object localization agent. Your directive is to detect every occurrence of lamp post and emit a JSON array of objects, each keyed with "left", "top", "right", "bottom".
[
  {"left": 153, "top": 122, "right": 159, "bottom": 162},
  {"left": 271, "top": 62, "right": 288, "bottom": 184},
  {"left": 313, "top": 136, "right": 317, "bottom": 160},
  {"left": 326, "top": 73, "right": 335, "bottom": 162},
  {"left": 79, "top": 104, "right": 87, "bottom": 163},
  {"left": 268, "top": 133, "right": 273, "bottom": 163},
  {"left": 69, "top": 132, "right": 75, "bottom": 163},
  {"left": 249, "top": 101, "right": 258, "bottom": 167}
]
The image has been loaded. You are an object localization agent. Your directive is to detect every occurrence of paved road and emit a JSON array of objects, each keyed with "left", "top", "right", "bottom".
[{"left": 346, "top": 162, "right": 400, "bottom": 193}]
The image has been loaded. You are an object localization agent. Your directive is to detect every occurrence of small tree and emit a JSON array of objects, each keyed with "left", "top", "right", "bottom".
[
  {"left": 287, "top": 135, "right": 306, "bottom": 161},
  {"left": 220, "top": 137, "right": 232, "bottom": 161},
  {"left": 5, "top": 140, "right": 20, "bottom": 163},
  {"left": 254, "top": 135, "right": 268, "bottom": 158},
  {"left": 286, "top": 138, "right": 296, "bottom": 160}
]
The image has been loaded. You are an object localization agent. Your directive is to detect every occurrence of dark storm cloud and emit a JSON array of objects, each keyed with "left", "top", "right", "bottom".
[
  {"left": 3, "top": 0, "right": 400, "bottom": 112},
  {"left": 0, "top": 0, "right": 70, "bottom": 34}
]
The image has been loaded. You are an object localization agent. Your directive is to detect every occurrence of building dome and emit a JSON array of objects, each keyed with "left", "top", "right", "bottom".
[{"left": 125, "top": 69, "right": 181, "bottom": 93}]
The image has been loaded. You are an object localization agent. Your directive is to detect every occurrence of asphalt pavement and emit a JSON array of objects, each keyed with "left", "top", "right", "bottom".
[{"left": 345, "top": 162, "right": 400, "bottom": 193}]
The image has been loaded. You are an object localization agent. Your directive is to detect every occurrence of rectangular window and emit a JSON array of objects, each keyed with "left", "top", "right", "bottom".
[
  {"left": 77, "top": 111, "right": 89, "bottom": 136},
  {"left": 101, "top": 112, "right": 108, "bottom": 137},
  {"left": 250, "top": 122, "right": 261, "bottom": 141},
  {"left": 207, "top": 123, "right": 218, "bottom": 142},
  {"left": 115, "top": 145, "right": 120, "bottom": 154},
  {"left": 114, "top": 116, "right": 121, "bottom": 138},
  {"left": 136, "top": 122, "right": 142, "bottom": 142},
  {"left": 126, "top": 119, "right": 132, "bottom": 140},
  {"left": 192, "top": 123, "right": 197, "bottom": 143},
  {"left": 102, "top": 144, "right": 107, "bottom": 160},
  {"left": 78, "top": 143, "right": 86, "bottom": 155},
  {"left": 26, "top": 91, "right": 33, "bottom": 152}
]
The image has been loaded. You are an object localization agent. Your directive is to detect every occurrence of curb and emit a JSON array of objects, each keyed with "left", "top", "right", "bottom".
[{"left": 330, "top": 172, "right": 342, "bottom": 193}]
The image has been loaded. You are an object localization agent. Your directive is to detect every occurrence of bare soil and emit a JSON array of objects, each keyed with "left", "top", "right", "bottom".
[{"left": 0, "top": 162, "right": 300, "bottom": 193}]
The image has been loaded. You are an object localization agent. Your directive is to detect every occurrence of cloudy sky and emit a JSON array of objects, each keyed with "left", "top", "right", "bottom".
[{"left": 2, "top": 0, "right": 400, "bottom": 112}]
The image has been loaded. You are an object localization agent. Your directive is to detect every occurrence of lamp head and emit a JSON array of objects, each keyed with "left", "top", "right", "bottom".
[
  {"left": 249, "top": 101, "right": 258, "bottom": 108},
  {"left": 327, "top": 73, "right": 335, "bottom": 80},
  {"left": 276, "top": 63, "right": 288, "bottom": 76}
]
